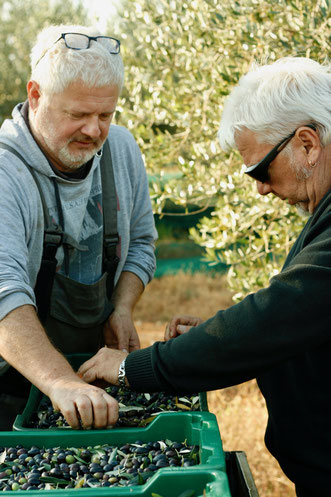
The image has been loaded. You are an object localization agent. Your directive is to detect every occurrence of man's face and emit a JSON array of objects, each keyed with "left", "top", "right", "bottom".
[
  {"left": 28, "top": 81, "right": 119, "bottom": 172},
  {"left": 236, "top": 128, "right": 313, "bottom": 213}
]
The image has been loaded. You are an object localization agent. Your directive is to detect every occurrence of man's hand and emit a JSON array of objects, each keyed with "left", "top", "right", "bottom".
[
  {"left": 48, "top": 377, "right": 119, "bottom": 430},
  {"left": 165, "top": 315, "right": 204, "bottom": 341},
  {"left": 104, "top": 271, "right": 143, "bottom": 352},
  {"left": 103, "top": 310, "right": 140, "bottom": 352},
  {"left": 78, "top": 347, "right": 128, "bottom": 387}
]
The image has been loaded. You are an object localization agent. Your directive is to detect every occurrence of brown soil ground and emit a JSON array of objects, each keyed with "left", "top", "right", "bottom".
[{"left": 134, "top": 273, "right": 296, "bottom": 497}]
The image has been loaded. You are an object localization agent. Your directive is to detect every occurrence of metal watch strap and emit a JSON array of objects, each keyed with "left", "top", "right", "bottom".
[{"left": 118, "top": 359, "right": 126, "bottom": 387}]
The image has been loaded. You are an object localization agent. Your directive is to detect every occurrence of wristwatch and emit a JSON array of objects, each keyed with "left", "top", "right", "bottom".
[{"left": 118, "top": 358, "right": 126, "bottom": 388}]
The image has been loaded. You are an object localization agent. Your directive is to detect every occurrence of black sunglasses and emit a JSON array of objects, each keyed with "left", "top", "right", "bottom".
[{"left": 244, "top": 124, "right": 316, "bottom": 183}]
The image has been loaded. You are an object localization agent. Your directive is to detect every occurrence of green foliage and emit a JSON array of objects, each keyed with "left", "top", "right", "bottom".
[
  {"left": 113, "top": 0, "right": 330, "bottom": 300},
  {"left": 0, "top": 0, "right": 88, "bottom": 122},
  {"left": 0, "top": 0, "right": 329, "bottom": 300}
]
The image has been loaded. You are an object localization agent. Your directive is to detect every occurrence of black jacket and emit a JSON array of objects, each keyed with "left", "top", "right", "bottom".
[{"left": 126, "top": 189, "right": 331, "bottom": 494}]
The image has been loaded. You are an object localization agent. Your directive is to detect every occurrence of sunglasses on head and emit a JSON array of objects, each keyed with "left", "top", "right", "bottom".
[{"left": 244, "top": 124, "right": 316, "bottom": 183}]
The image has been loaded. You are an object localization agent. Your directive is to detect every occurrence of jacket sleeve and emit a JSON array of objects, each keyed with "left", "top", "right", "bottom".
[
  {"left": 123, "top": 138, "right": 157, "bottom": 286},
  {"left": 0, "top": 155, "right": 40, "bottom": 320},
  {"left": 111, "top": 127, "right": 157, "bottom": 287},
  {"left": 125, "top": 205, "right": 331, "bottom": 393}
]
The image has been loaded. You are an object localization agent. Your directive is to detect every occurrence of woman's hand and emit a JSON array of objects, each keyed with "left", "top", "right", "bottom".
[
  {"left": 78, "top": 347, "right": 128, "bottom": 387},
  {"left": 164, "top": 315, "right": 203, "bottom": 341}
]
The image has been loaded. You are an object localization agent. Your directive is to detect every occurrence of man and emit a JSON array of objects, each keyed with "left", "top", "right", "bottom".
[
  {"left": 0, "top": 25, "right": 157, "bottom": 430},
  {"left": 79, "top": 57, "right": 331, "bottom": 497}
]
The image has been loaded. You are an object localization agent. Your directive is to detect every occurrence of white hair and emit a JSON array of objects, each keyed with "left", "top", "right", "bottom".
[
  {"left": 218, "top": 57, "right": 331, "bottom": 150},
  {"left": 30, "top": 24, "right": 124, "bottom": 95}
]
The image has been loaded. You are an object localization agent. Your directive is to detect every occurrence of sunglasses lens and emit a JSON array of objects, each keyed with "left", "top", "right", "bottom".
[{"left": 245, "top": 162, "right": 269, "bottom": 183}]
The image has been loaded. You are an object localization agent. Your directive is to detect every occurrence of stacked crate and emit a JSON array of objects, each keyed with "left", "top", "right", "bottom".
[{"left": 1, "top": 354, "right": 258, "bottom": 496}]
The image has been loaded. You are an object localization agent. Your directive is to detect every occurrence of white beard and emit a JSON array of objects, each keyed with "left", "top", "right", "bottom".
[
  {"left": 55, "top": 141, "right": 99, "bottom": 169},
  {"left": 295, "top": 205, "right": 312, "bottom": 218},
  {"left": 34, "top": 106, "right": 102, "bottom": 170}
]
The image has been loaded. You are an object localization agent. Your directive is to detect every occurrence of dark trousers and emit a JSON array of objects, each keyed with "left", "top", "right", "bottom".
[
  {"left": 0, "top": 367, "right": 31, "bottom": 430},
  {"left": 296, "top": 485, "right": 328, "bottom": 497}
]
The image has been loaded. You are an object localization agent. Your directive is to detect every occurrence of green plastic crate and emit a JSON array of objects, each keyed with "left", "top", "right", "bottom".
[
  {"left": 13, "top": 354, "right": 208, "bottom": 431},
  {"left": 1, "top": 412, "right": 228, "bottom": 495},
  {"left": 0, "top": 468, "right": 231, "bottom": 496}
]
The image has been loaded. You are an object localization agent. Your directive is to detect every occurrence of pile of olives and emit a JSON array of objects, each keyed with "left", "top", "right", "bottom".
[
  {"left": 30, "top": 387, "right": 201, "bottom": 429},
  {"left": 0, "top": 440, "right": 199, "bottom": 491}
]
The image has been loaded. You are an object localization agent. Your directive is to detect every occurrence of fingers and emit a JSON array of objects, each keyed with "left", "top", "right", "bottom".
[
  {"left": 117, "top": 335, "right": 129, "bottom": 353},
  {"left": 78, "top": 347, "right": 127, "bottom": 386},
  {"left": 81, "top": 389, "right": 118, "bottom": 429},
  {"left": 75, "top": 395, "right": 94, "bottom": 429},
  {"left": 164, "top": 323, "right": 173, "bottom": 341},
  {"left": 178, "top": 315, "right": 202, "bottom": 326},
  {"left": 55, "top": 388, "right": 118, "bottom": 430},
  {"left": 86, "top": 390, "right": 118, "bottom": 429},
  {"left": 177, "top": 324, "right": 192, "bottom": 334},
  {"left": 165, "top": 315, "right": 202, "bottom": 340},
  {"left": 104, "top": 334, "right": 119, "bottom": 349},
  {"left": 102, "top": 392, "right": 119, "bottom": 427},
  {"left": 165, "top": 318, "right": 181, "bottom": 340},
  {"left": 103, "top": 322, "right": 119, "bottom": 349},
  {"left": 58, "top": 394, "right": 92, "bottom": 430},
  {"left": 113, "top": 324, "right": 139, "bottom": 353},
  {"left": 79, "top": 365, "right": 98, "bottom": 384},
  {"left": 78, "top": 347, "right": 107, "bottom": 381},
  {"left": 48, "top": 366, "right": 120, "bottom": 430},
  {"left": 104, "top": 309, "right": 141, "bottom": 353},
  {"left": 128, "top": 329, "right": 140, "bottom": 352}
]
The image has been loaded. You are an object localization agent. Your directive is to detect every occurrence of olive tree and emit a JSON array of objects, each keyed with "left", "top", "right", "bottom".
[
  {"left": 113, "top": 0, "right": 330, "bottom": 300},
  {"left": 0, "top": 0, "right": 88, "bottom": 122}
]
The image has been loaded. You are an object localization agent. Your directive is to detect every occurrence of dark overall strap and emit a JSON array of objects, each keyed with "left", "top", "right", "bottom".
[
  {"left": 0, "top": 142, "right": 63, "bottom": 322},
  {"left": 0, "top": 140, "right": 120, "bottom": 311},
  {"left": 100, "top": 140, "right": 120, "bottom": 300}
]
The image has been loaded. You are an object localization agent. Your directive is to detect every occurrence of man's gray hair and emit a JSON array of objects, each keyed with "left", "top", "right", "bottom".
[
  {"left": 218, "top": 57, "right": 331, "bottom": 150},
  {"left": 30, "top": 24, "right": 124, "bottom": 95}
]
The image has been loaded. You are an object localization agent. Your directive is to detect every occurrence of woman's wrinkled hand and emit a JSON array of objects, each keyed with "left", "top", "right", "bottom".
[
  {"left": 164, "top": 315, "right": 204, "bottom": 341},
  {"left": 78, "top": 347, "right": 128, "bottom": 387}
]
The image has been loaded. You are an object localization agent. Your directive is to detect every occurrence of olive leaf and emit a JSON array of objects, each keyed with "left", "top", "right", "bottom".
[
  {"left": 176, "top": 403, "right": 191, "bottom": 410},
  {"left": 73, "top": 454, "right": 86, "bottom": 464},
  {"left": 178, "top": 397, "right": 192, "bottom": 404},
  {"left": 0, "top": 451, "right": 6, "bottom": 464},
  {"left": 108, "top": 447, "right": 118, "bottom": 464},
  {"left": 119, "top": 405, "right": 145, "bottom": 412},
  {"left": 40, "top": 476, "right": 69, "bottom": 485}
]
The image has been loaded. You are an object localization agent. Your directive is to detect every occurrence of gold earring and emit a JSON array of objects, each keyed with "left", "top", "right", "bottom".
[{"left": 308, "top": 159, "right": 317, "bottom": 168}]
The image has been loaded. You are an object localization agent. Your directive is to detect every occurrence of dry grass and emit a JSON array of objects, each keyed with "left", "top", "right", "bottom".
[
  {"left": 134, "top": 272, "right": 296, "bottom": 497},
  {"left": 134, "top": 272, "right": 233, "bottom": 323}
]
